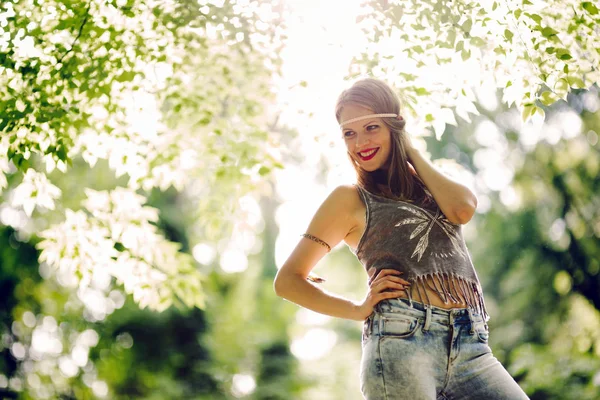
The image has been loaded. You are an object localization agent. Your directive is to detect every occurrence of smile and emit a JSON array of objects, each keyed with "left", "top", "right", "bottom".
[{"left": 358, "top": 148, "right": 379, "bottom": 161}]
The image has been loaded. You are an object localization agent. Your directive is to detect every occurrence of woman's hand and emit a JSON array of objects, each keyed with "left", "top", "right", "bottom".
[{"left": 354, "top": 268, "right": 412, "bottom": 321}]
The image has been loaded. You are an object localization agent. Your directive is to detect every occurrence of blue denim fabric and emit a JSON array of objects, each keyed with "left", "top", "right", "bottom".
[{"left": 360, "top": 298, "right": 529, "bottom": 400}]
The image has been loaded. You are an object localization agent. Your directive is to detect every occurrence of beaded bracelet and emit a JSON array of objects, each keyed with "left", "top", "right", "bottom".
[
  {"left": 300, "top": 233, "right": 331, "bottom": 252},
  {"left": 300, "top": 233, "right": 330, "bottom": 283}
]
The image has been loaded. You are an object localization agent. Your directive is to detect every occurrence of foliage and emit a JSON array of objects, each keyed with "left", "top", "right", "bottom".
[
  {"left": 0, "top": 184, "right": 308, "bottom": 398},
  {"left": 0, "top": 0, "right": 298, "bottom": 398},
  {"left": 0, "top": 0, "right": 286, "bottom": 311},
  {"left": 351, "top": 0, "right": 600, "bottom": 139}
]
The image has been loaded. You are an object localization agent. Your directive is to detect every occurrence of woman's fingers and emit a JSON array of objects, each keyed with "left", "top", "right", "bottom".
[
  {"left": 388, "top": 276, "right": 411, "bottom": 285},
  {"left": 365, "top": 268, "right": 412, "bottom": 307},
  {"left": 369, "top": 268, "right": 411, "bottom": 286},
  {"left": 376, "top": 291, "right": 406, "bottom": 302},
  {"left": 368, "top": 268, "right": 399, "bottom": 284},
  {"left": 372, "top": 279, "right": 409, "bottom": 294}
]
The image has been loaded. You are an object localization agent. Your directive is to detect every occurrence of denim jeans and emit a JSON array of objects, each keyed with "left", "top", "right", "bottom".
[{"left": 360, "top": 297, "right": 530, "bottom": 400}]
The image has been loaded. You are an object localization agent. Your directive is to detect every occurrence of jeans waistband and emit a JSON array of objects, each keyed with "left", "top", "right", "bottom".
[{"left": 375, "top": 297, "right": 484, "bottom": 325}]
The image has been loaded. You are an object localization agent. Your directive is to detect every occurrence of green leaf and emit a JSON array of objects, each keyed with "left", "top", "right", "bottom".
[
  {"left": 399, "top": 72, "right": 418, "bottom": 81},
  {"left": 541, "top": 27, "right": 559, "bottom": 37},
  {"left": 539, "top": 91, "right": 560, "bottom": 106},
  {"left": 514, "top": 8, "right": 522, "bottom": 19},
  {"left": 554, "top": 48, "right": 572, "bottom": 60},
  {"left": 554, "top": 78, "right": 569, "bottom": 100},
  {"left": 582, "top": 2, "right": 599, "bottom": 15},
  {"left": 410, "top": 23, "right": 425, "bottom": 31},
  {"left": 526, "top": 13, "right": 542, "bottom": 24},
  {"left": 13, "top": 153, "right": 24, "bottom": 169},
  {"left": 462, "top": 19, "right": 472, "bottom": 33},
  {"left": 0, "top": 119, "right": 9, "bottom": 133},
  {"left": 567, "top": 76, "right": 586, "bottom": 89},
  {"left": 412, "top": 45, "right": 424, "bottom": 54},
  {"left": 57, "top": 146, "right": 68, "bottom": 162},
  {"left": 504, "top": 29, "right": 514, "bottom": 42},
  {"left": 470, "top": 36, "right": 485, "bottom": 47},
  {"left": 115, "top": 70, "right": 136, "bottom": 82},
  {"left": 258, "top": 166, "right": 270, "bottom": 176},
  {"left": 197, "top": 116, "right": 211, "bottom": 126},
  {"left": 521, "top": 104, "right": 535, "bottom": 122}
]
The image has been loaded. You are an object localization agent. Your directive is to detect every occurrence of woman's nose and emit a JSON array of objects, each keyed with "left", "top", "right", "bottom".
[{"left": 355, "top": 131, "right": 369, "bottom": 147}]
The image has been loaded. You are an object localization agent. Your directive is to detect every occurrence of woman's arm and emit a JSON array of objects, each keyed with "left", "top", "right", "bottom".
[
  {"left": 407, "top": 146, "right": 477, "bottom": 224},
  {"left": 275, "top": 275, "right": 364, "bottom": 321},
  {"left": 273, "top": 185, "right": 363, "bottom": 321}
]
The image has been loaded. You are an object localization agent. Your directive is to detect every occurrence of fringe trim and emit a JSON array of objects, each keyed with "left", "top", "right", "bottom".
[{"left": 408, "top": 272, "right": 490, "bottom": 322}]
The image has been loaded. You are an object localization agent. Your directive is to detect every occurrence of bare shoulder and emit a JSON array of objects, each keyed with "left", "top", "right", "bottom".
[
  {"left": 326, "top": 184, "right": 364, "bottom": 238},
  {"left": 329, "top": 183, "right": 359, "bottom": 206},
  {"left": 325, "top": 184, "right": 363, "bottom": 220}
]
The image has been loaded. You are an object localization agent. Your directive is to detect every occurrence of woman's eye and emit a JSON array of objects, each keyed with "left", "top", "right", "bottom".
[{"left": 344, "top": 125, "right": 378, "bottom": 138}]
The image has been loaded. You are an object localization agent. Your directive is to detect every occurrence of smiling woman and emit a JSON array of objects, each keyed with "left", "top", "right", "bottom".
[{"left": 274, "top": 78, "right": 530, "bottom": 400}]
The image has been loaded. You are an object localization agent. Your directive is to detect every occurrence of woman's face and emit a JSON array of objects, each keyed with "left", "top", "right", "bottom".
[{"left": 340, "top": 104, "right": 392, "bottom": 172}]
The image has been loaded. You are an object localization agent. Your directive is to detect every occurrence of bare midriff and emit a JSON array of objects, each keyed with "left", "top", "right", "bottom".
[{"left": 392, "top": 274, "right": 469, "bottom": 309}]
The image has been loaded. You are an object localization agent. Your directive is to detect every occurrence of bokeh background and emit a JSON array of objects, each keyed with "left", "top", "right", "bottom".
[{"left": 1, "top": 0, "right": 599, "bottom": 398}]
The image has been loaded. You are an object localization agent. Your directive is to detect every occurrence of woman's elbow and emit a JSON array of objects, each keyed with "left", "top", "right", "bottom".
[
  {"left": 273, "top": 275, "right": 287, "bottom": 296},
  {"left": 454, "top": 198, "right": 477, "bottom": 224},
  {"left": 273, "top": 272, "right": 296, "bottom": 296}
]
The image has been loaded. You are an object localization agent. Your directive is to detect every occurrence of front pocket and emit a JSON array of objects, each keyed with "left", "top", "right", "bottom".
[
  {"left": 473, "top": 321, "right": 489, "bottom": 343},
  {"left": 477, "top": 330, "right": 489, "bottom": 343},
  {"left": 381, "top": 316, "right": 420, "bottom": 338}
]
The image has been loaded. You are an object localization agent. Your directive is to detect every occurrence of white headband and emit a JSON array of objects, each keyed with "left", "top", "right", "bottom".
[{"left": 339, "top": 113, "right": 398, "bottom": 129}]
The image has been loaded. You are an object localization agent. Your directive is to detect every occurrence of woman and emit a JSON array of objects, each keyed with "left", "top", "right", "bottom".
[{"left": 273, "top": 78, "right": 529, "bottom": 399}]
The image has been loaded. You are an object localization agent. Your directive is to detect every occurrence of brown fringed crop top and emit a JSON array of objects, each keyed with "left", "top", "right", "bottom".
[{"left": 352, "top": 183, "right": 490, "bottom": 322}]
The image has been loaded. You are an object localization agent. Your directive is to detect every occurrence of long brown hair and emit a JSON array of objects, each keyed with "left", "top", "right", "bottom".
[{"left": 335, "top": 78, "right": 434, "bottom": 206}]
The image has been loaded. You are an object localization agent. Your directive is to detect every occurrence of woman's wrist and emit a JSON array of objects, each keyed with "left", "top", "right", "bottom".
[
  {"left": 352, "top": 300, "right": 369, "bottom": 321},
  {"left": 348, "top": 301, "right": 360, "bottom": 321}
]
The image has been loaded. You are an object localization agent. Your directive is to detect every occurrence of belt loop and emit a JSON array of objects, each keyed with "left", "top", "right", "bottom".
[
  {"left": 467, "top": 308, "right": 475, "bottom": 335},
  {"left": 422, "top": 305, "right": 432, "bottom": 332}
]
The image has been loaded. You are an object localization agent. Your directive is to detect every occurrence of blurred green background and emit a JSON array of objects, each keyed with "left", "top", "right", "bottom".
[{"left": 1, "top": 0, "right": 599, "bottom": 399}]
